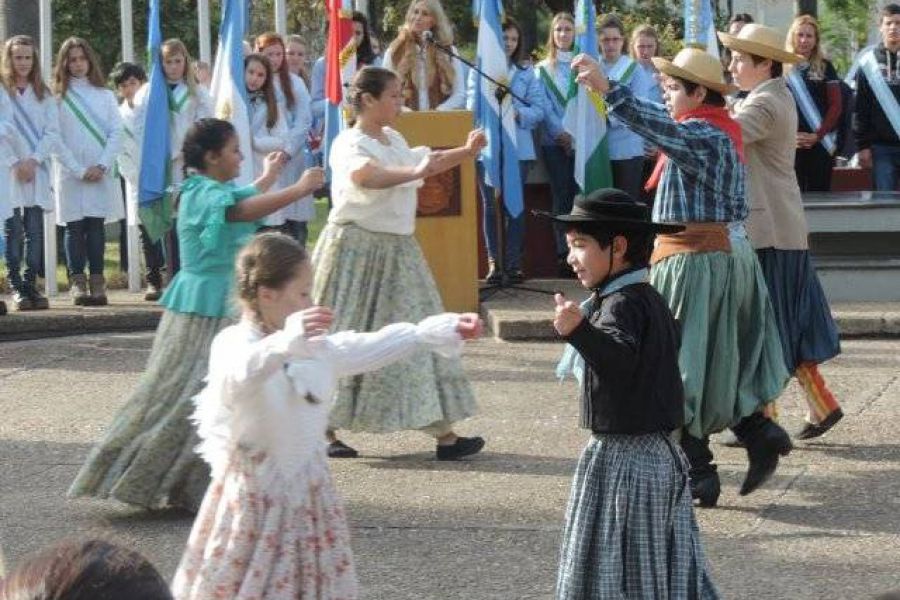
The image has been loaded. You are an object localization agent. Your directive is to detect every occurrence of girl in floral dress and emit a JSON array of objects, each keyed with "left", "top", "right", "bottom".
[{"left": 172, "top": 232, "right": 482, "bottom": 599}]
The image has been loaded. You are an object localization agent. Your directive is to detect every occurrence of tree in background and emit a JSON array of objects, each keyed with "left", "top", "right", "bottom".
[{"left": 820, "top": 0, "right": 878, "bottom": 75}]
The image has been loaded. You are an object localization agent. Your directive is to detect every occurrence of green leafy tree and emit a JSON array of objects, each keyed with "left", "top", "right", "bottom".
[{"left": 820, "top": 0, "right": 878, "bottom": 75}]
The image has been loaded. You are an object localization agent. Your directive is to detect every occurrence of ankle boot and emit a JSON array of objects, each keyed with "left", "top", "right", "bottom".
[
  {"left": 690, "top": 470, "right": 721, "bottom": 508},
  {"left": 70, "top": 274, "right": 89, "bottom": 306},
  {"left": 733, "top": 414, "right": 793, "bottom": 496},
  {"left": 88, "top": 274, "right": 108, "bottom": 306}
]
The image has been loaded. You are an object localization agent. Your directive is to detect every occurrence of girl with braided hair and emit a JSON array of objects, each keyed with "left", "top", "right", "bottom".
[
  {"left": 69, "top": 118, "right": 324, "bottom": 512},
  {"left": 173, "top": 232, "right": 482, "bottom": 599}
]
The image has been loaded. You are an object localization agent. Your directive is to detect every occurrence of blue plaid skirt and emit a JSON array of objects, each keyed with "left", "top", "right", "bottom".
[{"left": 556, "top": 433, "right": 719, "bottom": 600}]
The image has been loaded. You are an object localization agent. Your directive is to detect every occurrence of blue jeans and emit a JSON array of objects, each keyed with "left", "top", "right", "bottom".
[
  {"left": 871, "top": 144, "right": 900, "bottom": 191},
  {"left": 477, "top": 161, "right": 528, "bottom": 271},
  {"left": 65, "top": 217, "right": 106, "bottom": 275},
  {"left": 541, "top": 145, "right": 578, "bottom": 257},
  {"left": 4, "top": 206, "right": 44, "bottom": 291}
]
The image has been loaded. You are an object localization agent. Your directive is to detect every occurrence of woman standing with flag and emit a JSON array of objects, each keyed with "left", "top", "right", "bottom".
[
  {"left": 536, "top": 12, "right": 579, "bottom": 276},
  {"left": 52, "top": 37, "right": 123, "bottom": 307},
  {"left": 1, "top": 35, "right": 56, "bottom": 312},
  {"left": 467, "top": 15, "right": 544, "bottom": 284},
  {"left": 785, "top": 15, "right": 844, "bottom": 192}
]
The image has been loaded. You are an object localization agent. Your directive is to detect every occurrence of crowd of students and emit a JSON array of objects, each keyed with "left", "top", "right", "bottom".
[{"left": 3, "top": 1, "right": 899, "bottom": 598}]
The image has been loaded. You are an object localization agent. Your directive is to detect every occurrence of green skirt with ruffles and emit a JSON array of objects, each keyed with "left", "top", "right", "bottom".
[
  {"left": 650, "top": 237, "right": 789, "bottom": 438},
  {"left": 68, "top": 311, "right": 228, "bottom": 511},
  {"left": 312, "top": 222, "right": 477, "bottom": 433}
]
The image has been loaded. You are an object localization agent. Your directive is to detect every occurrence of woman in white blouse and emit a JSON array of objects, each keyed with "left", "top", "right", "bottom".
[
  {"left": 381, "top": 0, "right": 466, "bottom": 111},
  {"left": 52, "top": 37, "right": 123, "bottom": 306}
]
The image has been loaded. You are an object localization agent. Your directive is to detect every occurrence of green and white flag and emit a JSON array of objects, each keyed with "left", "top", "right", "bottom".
[{"left": 563, "top": 0, "right": 613, "bottom": 194}]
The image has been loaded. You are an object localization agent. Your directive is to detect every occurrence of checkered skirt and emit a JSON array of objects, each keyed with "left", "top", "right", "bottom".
[{"left": 556, "top": 433, "right": 719, "bottom": 600}]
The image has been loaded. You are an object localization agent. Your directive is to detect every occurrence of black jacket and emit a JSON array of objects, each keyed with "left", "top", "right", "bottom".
[
  {"left": 564, "top": 281, "right": 684, "bottom": 435},
  {"left": 854, "top": 44, "right": 900, "bottom": 149}
]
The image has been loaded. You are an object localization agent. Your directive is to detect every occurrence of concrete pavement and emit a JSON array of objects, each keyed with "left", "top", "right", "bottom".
[{"left": 1, "top": 332, "right": 899, "bottom": 598}]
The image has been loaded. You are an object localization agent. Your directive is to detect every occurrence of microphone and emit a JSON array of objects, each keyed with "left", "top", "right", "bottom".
[{"left": 422, "top": 30, "right": 434, "bottom": 44}]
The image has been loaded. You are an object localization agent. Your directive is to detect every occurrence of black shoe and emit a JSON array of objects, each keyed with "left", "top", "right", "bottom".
[
  {"left": 11, "top": 289, "right": 35, "bottom": 311},
  {"left": 690, "top": 471, "right": 721, "bottom": 508},
  {"left": 0, "top": 300, "right": 6, "bottom": 316},
  {"left": 739, "top": 420, "right": 792, "bottom": 496},
  {"left": 26, "top": 286, "right": 49, "bottom": 310},
  {"left": 796, "top": 408, "right": 843, "bottom": 440},
  {"left": 327, "top": 440, "right": 359, "bottom": 458},
  {"left": 436, "top": 436, "right": 485, "bottom": 461},
  {"left": 505, "top": 269, "right": 525, "bottom": 284}
]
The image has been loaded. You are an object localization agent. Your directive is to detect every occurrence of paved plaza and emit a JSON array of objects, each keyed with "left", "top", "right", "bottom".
[{"left": 1, "top": 331, "right": 899, "bottom": 598}]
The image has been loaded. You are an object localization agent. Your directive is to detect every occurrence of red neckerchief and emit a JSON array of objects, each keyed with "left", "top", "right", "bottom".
[{"left": 644, "top": 104, "right": 745, "bottom": 192}]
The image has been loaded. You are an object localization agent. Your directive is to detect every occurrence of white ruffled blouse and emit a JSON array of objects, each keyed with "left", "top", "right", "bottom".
[{"left": 192, "top": 312, "right": 464, "bottom": 492}]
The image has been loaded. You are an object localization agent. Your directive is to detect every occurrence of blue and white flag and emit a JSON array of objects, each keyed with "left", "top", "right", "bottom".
[
  {"left": 137, "top": 0, "right": 173, "bottom": 241},
  {"left": 684, "top": 0, "right": 719, "bottom": 59},
  {"left": 472, "top": 0, "right": 522, "bottom": 216},
  {"left": 210, "top": 0, "right": 254, "bottom": 185}
]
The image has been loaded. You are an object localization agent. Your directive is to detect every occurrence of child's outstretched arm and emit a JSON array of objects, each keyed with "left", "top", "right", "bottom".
[
  {"left": 212, "top": 308, "right": 334, "bottom": 394},
  {"left": 350, "top": 129, "right": 486, "bottom": 190},
  {"left": 326, "top": 313, "right": 482, "bottom": 378},
  {"left": 227, "top": 164, "right": 325, "bottom": 222}
]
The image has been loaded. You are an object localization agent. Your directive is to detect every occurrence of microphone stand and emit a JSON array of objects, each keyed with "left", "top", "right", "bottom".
[{"left": 423, "top": 35, "right": 551, "bottom": 301}]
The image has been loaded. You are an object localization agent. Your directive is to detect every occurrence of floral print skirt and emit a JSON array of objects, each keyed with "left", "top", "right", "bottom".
[
  {"left": 68, "top": 310, "right": 229, "bottom": 511},
  {"left": 171, "top": 450, "right": 358, "bottom": 600},
  {"left": 312, "top": 223, "right": 477, "bottom": 433}
]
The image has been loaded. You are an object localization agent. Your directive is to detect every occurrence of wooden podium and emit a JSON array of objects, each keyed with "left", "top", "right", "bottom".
[{"left": 395, "top": 110, "right": 479, "bottom": 312}]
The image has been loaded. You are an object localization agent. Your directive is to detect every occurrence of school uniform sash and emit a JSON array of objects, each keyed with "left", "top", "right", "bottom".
[
  {"left": 10, "top": 91, "right": 50, "bottom": 184},
  {"left": 538, "top": 61, "right": 576, "bottom": 108},
  {"left": 786, "top": 67, "right": 837, "bottom": 155},
  {"left": 605, "top": 56, "right": 637, "bottom": 85},
  {"left": 859, "top": 48, "right": 900, "bottom": 141},
  {"left": 168, "top": 84, "right": 190, "bottom": 115},
  {"left": 62, "top": 87, "right": 109, "bottom": 148}
]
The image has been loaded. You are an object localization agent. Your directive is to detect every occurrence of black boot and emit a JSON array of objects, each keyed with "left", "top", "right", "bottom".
[
  {"left": 681, "top": 433, "right": 720, "bottom": 507},
  {"left": 732, "top": 413, "right": 793, "bottom": 496}
]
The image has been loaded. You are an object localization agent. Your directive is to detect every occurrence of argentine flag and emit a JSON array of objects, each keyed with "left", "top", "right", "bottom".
[
  {"left": 472, "top": 0, "right": 523, "bottom": 217},
  {"left": 210, "top": 0, "right": 254, "bottom": 185},
  {"left": 137, "top": 0, "right": 173, "bottom": 242},
  {"left": 563, "top": 0, "right": 612, "bottom": 194},
  {"left": 685, "top": 0, "right": 720, "bottom": 58}
]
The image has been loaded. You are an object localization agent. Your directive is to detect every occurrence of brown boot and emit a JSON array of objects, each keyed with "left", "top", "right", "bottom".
[
  {"left": 70, "top": 274, "right": 89, "bottom": 306},
  {"left": 88, "top": 274, "right": 108, "bottom": 306}
]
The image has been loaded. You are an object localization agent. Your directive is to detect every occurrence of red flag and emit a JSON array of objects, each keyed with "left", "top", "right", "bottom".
[{"left": 325, "top": 0, "right": 355, "bottom": 104}]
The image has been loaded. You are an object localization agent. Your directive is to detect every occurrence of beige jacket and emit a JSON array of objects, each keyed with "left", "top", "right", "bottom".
[{"left": 733, "top": 77, "right": 809, "bottom": 250}]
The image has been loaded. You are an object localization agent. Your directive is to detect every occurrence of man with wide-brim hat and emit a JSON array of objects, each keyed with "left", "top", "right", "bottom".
[
  {"left": 720, "top": 25, "right": 843, "bottom": 444},
  {"left": 567, "top": 48, "right": 791, "bottom": 506},
  {"left": 549, "top": 188, "right": 719, "bottom": 600}
]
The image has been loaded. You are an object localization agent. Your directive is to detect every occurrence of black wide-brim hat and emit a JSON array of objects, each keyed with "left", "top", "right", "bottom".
[{"left": 548, "top": 188, "right": 684, "bottom": 234}]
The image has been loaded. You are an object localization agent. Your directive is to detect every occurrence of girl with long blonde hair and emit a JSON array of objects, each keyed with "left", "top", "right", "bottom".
[
  {"left": 784, "top": 15, "right": 844, "bottom": 193},
  {"left": 381, "top": 0, "right": 465, "bottom": 110},
  {"left": 1, "top": 35, "right": 56, "bottom": 312},
  {"left": 535, "top": 12, "right": 578, "bottom": 274},
  {"left": 52, "top": 36, "right": 123, "bottom": 306}
]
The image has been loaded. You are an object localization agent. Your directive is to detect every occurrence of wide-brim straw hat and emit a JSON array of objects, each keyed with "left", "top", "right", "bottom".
[
  {"left": 549, "top": 188, "right": 685, "bottom": 234},
  {"left": 717, "top": 23, "right": 803, "bottom": 64},
  {"left": 651, "top": 48, "right": 738, "bottom": 96}
]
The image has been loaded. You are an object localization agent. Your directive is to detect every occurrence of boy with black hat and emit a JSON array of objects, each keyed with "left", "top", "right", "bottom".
[
  {"left": 551, "top": 189, "right": 719, "bottom": 600},
  {"left": 570, "top": 48, "right": 791, "bottom": 507}
]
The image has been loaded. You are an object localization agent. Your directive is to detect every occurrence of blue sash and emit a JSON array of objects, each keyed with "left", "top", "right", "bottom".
[
  {"left": 786, "top": 68, "right": 836, "bottom": 155},
  {"left": 860, "top": 48, "right": 900, "bottom": 140},
  {"left": 555, "top": 267, "right": 650, "bottom": 384}
]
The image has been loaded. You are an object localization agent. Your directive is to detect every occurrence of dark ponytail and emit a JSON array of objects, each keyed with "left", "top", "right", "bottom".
[
  {"left": 182, "top": 118, "right": 237, "bottom": 177},
  {"left": 346, "top": 66, "right": 398, "bottom": 125}
]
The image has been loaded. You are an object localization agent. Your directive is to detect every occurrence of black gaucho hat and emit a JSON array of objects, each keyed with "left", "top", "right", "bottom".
[{"left": 550, "top": 188, "right": 684, "bottom": 234}]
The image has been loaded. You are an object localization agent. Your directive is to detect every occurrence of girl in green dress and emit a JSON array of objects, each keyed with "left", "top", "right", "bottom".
[{"left": 68, "top": 118, "right": 324, "bottom": 511}]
